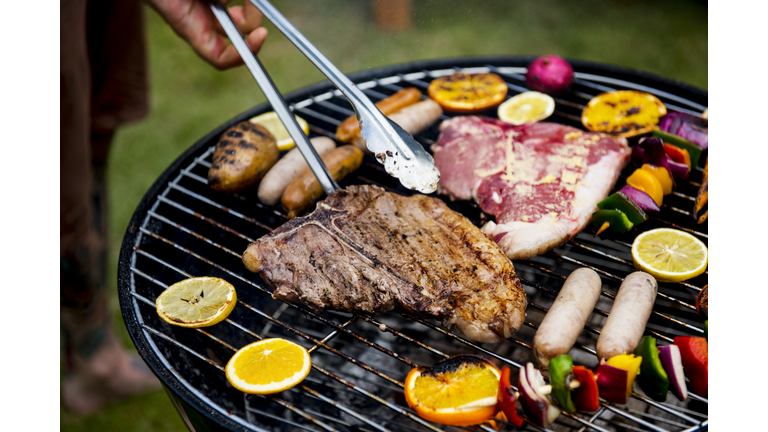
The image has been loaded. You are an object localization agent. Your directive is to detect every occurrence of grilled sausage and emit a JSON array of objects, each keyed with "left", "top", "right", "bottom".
[
  {"left": 208, "top": 121, "right": 279, "bottom": 193},
  {"left": 596, "top": 271, "right": 658, "bottom": 361},
  {"left": 351, "top": 98, "right": 444, "bottom": 152},
  {"left": 257, "top": 137, "right": 337, "bottom": 206},
  {"left": 532, "top": 268, "right": 602, "bottom": 370},
  {"left": 281, "top": 145, "right": 364, "bottom": 218},
  {"left": 335, "top": 87, "right": 422, "bottom": 143}
]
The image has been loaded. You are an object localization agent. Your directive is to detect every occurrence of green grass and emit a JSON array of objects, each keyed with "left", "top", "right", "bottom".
[{"left": 61, "top": 1, "right": 706, "bottom": 430}]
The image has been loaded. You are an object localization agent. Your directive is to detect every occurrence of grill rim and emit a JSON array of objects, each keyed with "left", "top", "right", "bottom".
[{"left": 117, "top": 55, "right": 708, "bottom": 431}]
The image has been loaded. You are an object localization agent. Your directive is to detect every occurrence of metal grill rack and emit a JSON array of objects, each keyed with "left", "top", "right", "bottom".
[{"left": 118, "top": 57, "right": 708, "bottom": 432}]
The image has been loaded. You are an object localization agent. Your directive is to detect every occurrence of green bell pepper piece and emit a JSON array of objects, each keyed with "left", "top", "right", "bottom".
[
  {"left": 591, "top": 209, "right": 633, "bottom": 233},
  {"left": 652, "top": 130, "right": 703, "bottom": 169},
  {"left": 549, "top": 354, "right": 577, "bottom": 413},
  {"left": 633, "top": 336, "right": 669, "bottom": 402},
  {"left": 597, "top": 192, "right": 648, "bottom": 226},
  {"left": 704, "top": 320, "right": 708, "bottom": 341}
]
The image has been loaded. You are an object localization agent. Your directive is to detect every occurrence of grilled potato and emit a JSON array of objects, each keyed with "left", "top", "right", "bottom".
[{"left": 208, "top": 121, "right": 279, "bottom": 193}]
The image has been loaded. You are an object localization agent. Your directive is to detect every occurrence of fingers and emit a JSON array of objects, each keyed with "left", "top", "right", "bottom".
[{"left": 210, "top": 27, "right": 268, "bottom": 70}]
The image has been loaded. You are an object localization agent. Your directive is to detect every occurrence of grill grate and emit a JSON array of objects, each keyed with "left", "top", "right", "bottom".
[{"left": 118, "top": 58, "right": 708, "bottom": 432}]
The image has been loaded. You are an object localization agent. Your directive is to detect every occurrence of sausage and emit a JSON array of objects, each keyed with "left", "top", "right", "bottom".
[
  {"left": 281, "top": 145, "right": 364, "bottom": 218},
  {"left": 351, "top": 98, "right": 444, "bottom": 152},
  {"left": 335, "top": 87, "right": 422, "bottom": 143},
  {"left": 532, "top": 268, "right": 602, "bottom": 370},
  {"left": 257, "top": 137, "right": 336, "bottom": 206},
  {"left": 596, "top": 271, "right": 658, "bottom": 361}
]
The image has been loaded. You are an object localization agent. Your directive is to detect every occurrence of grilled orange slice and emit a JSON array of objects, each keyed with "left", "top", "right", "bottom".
[
  {"left": 582, "top": 90, "right": 667, "bottom": 137},
  {"left": 404, "top": 355, "right": 500, "bottom": 426},
  {"left": 226, "top": 338, "right": 311, "bottom": 394},
  {"left": 428, "top": 72, "right": 507, "bottom": 113}
]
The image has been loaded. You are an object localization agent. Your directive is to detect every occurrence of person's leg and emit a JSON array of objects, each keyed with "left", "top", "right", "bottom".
[{"left": 60, "top": 0, "right": 158, "bottom": 415}]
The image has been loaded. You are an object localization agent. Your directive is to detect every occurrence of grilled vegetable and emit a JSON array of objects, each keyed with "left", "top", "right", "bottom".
[
  {"left": 659, "top": 112, "right": 708, "bottom": 149},
  {"left": 526, "top": 55, "right": 574, "bottom": 95},
  {"left": 664, "top": 143, "right": 691, "bottom": 172},
  {"left": 549, "top": 355, "right": 577, "bottom": 413},
  {"left": 632, "top": 137, "right": 687, "bottom": 181},
  {"left": 281, "top": 145, "right": 364, "bottom": 218},
  {"left": 498, "top": 367, "right": 525, "bottom": 427},
  {"left": 658, "top": 345, "right": 688, "bottom": 401},
  {"left": 626, "top": 169, "right": 664, "bottom": 207},
  {"left": 257, "top": 136, "right": 336, "bottom": 206},
  {"left": 595, "top": 191, "right": 648, "bottom": 232},
  {"left": 694, "top": 156, "right": 708, "bottom": 223},
  {"left": 336, "top": 87, "right": 421, "bottom": 143},
  {"left": 620, "top": 186, "right": 660, "bottom": 212},
  {"left": 640, "top": 164, "right": 673, "bottom": 195},
  {"left": 606, "top": 354, "right": 643, "bottom": 399},
  {"left": 596, "top": 363, "right": 628, "bottom": 404},
  {"left": 519, "top": 363, "right": 561, "bottom": 427},
  {"left": 696, "top": 285, "right": 708, "bottom": 317},
  {"left": 674, "top": 337, "right": 708, "bottom": 397},
  {"left": 592, "top": 209, "right": 633, "bottom": 235},
  {"left": 571, "top": 366, "right": 600, "bottom": 412},
  {"left": 208, "top": 121, "right": 279, "bottom": 193},
  {"left": 652, "top": 130, "right": 703, "bottom": 168},
  {"left": 633, "top": 336, "right": 669, "bottom": 402}
]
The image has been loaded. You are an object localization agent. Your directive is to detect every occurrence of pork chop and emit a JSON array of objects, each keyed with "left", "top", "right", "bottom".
[
  {"left": 432, "top": 116, "right": 631, "bottom": 260},
  {"left": 242, "top": 185, "right": 526, "bottom": 343}
]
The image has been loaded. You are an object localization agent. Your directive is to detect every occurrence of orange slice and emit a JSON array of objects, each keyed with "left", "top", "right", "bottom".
[
  {"left": 581, "top": 90, "right": 667, "bottom": 137},
  {"left": 404, "top": 355, "right": 501, "bottom": 426},
  {"left": 428, "top": 72, "right": 507, "bottom": 113},
  {"left": 225, "top": 338, "right": 311, "bottom": 394}
]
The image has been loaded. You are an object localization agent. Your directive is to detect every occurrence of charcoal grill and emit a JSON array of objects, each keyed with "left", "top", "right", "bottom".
[{"left": 118, "top": 56, "right": 708, "bottom": 432}]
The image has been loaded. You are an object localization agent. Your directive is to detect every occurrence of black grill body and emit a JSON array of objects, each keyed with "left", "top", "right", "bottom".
[{"left": 118, "top": 57, "right": 708, "bottom": 432}]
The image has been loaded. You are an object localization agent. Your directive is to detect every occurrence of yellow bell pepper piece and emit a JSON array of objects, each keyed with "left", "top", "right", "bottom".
[
  {"left": 639, "top": 164, "right": 673, "bottom": 195},
  {"left": 606, "top": 354, "right": 643, "bottom": 398},
  {"left": 626, "top": 168, "right": 663, "bottom": 207}
]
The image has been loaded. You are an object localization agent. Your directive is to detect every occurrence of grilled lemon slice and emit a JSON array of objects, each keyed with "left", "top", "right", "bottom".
[
  {"left": 498, "top": 91, "right": 555, "bottom": 125},
  {"left": 250, "top": 111, "right": 309, "bottom": 151},
  {"left": 226, "top": 338, "right": 311, "bottom": 394},
  {"left": 631, "top": 228, "right": 708, "bottom": 282},
  {"left": 582, "top": 90, "right": 666, "bottom": 137},
  {"left": 156, "top": 277, "right": 237, "bottom": 328}
]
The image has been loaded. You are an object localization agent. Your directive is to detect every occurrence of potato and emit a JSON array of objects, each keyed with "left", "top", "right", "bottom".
[{"left": 208, "top": 121, "right": 279, "bottom": 193}]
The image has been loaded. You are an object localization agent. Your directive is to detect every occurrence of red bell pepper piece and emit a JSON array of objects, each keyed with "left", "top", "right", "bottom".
[
  {"left": 673, "top": 337, "right": 708, "bottom": 397},
  {"left": 498, "top": 367, "right": 525, "bottom": 427},
  {"left": 571, "top": 366, "right": 600, "bottom": 412},
  {"left": 664, "top": 143, "right": 691, "bottom": 171}
]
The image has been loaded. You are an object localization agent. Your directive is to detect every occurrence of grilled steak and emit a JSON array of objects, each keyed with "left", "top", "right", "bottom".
[
  {"left": 433, "top": 116, "right": 631, "bottom": 260},
  {"left": 242, "top": 185, "right": 526, "bottom": 343}
]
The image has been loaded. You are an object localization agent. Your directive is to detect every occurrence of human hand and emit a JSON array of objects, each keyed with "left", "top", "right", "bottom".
[{"left": 146, "top": 0, "right": 268, "bottom": 70}]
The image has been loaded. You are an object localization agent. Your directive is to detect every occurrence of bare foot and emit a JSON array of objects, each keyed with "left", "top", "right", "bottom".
[{"left": 62, "top": 330, "right": 161, "bottom": 415}]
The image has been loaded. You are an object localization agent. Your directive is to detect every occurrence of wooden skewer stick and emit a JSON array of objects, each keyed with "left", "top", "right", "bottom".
[
  {"left": 595, "top": 221, "right": 611, "bottom": 236},
  {"left": 538, "top": 380, "right": 581, "bottom": 395}
]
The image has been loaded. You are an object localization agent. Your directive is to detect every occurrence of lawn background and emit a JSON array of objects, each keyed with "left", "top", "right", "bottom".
[{"left": 61, "top": 0, "right": 707, "bottom": 430}]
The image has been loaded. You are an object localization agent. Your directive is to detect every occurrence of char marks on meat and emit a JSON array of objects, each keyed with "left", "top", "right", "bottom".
[
  {"left": 433, "top": 116, "right": 631, "bottom": 261},
  {"left": 242, "top": 185, "right": 526, "bottom": 343}
]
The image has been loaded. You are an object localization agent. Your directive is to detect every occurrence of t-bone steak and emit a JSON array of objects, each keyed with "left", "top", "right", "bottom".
[
  {"left": 242, "top": 185, "right": 526, "bottom": 343},
  {"left": 432, "top": 116, "right": 631, "bottom": 260}
]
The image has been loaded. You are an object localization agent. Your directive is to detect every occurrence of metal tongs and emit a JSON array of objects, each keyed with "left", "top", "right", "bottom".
[{"left": 209, "top": 0, "right": 440, "bottom": 195}]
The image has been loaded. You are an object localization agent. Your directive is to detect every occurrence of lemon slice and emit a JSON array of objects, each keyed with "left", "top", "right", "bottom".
[
  {"left": 631, "top": 228, "right": 708, "bottom": 282},
  {"left": 498, "top": 91, "right": 555, "bottom": 125},
  {"left": 226, "top": 338, "right": 311, "bottom": 394},
  {"left": 156, "top": 277, "right": 237, "bottom": 328},
  {"left": 249, "top": 111, "right": 309, "bottom": 151}
]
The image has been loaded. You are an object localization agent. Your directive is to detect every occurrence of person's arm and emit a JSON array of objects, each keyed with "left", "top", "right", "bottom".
[{"left": 145, "top": 0, "right": 268, "bottom": 70}]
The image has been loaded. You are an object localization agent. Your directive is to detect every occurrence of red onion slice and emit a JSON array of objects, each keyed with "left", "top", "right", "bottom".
[
  {"left": 658, "top": 345, "right": 688, "bottom": 401},
  {"left": 596, "top": 363, "right": 628, "bottom": 404}
]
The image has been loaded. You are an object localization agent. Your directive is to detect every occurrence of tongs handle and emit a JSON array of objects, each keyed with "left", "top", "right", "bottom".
[{"left": 209, "top": 0, "right": 339, "bottom": 195}]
